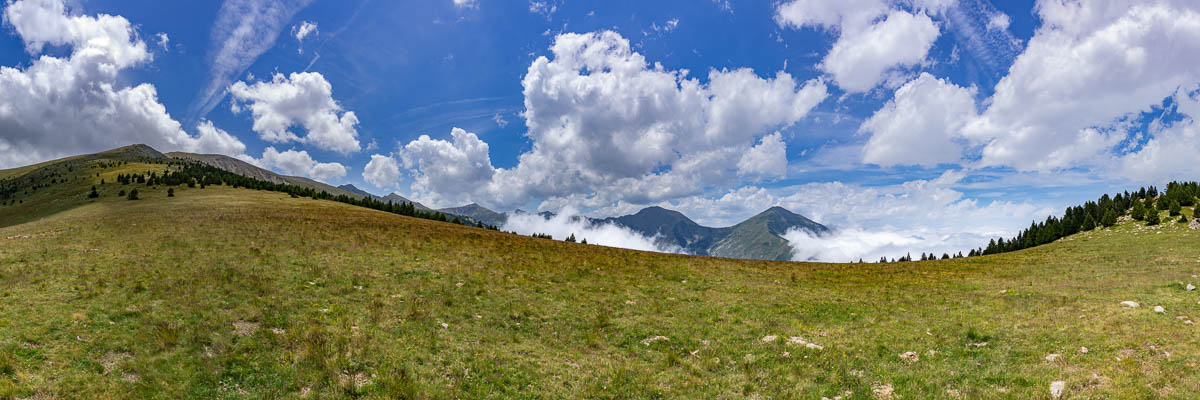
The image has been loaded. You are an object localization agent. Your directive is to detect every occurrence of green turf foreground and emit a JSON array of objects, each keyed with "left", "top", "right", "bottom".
[{"left": 1, "top": 162, "right": 1199, "bottom": 399}]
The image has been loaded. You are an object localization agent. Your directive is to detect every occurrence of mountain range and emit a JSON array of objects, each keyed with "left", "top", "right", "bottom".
[
  {"left": 437, "top": 203, "right": 830, "bottom": 261},
  {"left": 337, "top": 184, "right": 433, "bottom": 211},
  {"left": 598, "top": 205, "right": 829, "bottom": 260},
  {"left": 93, "top": 145, "right": 831, "bottom": 261}
]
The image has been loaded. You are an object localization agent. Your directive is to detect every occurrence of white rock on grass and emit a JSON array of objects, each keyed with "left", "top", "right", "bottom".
[
  {"left": 762, "top": 335, "right": 778, "bottom": 343},
  {"left": 805, "top": 342, "right": 824, "bottom": 351},
  {"left": 1120, "top": 301, "right": 1139, "bottom": 308},
  {"left": 820, "top": 390, "right": 853, "bottom": 400},
  {"left": 641, "top": 336, "right": 668, "bottom": 346},
  {"left": 1187, "top": 283, "right": 1196, "bottom": 291},
  {"left": 872, "top": 383, "right": 895, "bottom": 399},
  {"left": 1154, "top": 306, "right": 1166, "bottom": 313},
  {"left": 1079, "top": 346, "right": 1089, "bottom": 354},
  {"left": 899, "top": 351, "right": 919, "bottom": 363},
  {"left": 1049, "top": 380, "right": 1066, "bottom": 398},
  {"left": 1045, "top": 353, "right": 1061, "bottom": 362}
]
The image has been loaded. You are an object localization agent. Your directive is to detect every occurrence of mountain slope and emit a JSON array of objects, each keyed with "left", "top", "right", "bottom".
[
  {"left": 709, "top": 207, "right": 831, "bottom": 261},
  {"left": 166, "top": 152, "right": 361, "bottom": 199},
  {"left": 604, "top": 205, "right": 829, "bottom": 260},
  {"left": 600, "top": 206, "right": 719, "bottom": 254},
  {"left": 441, "top": 203, "right": 507, "bottom": 226},
  {"left": 337, "top": 183, "right": 377, "bottom": 199},
  {"left": 337, "top": 184, "right": 436, "bottom": 212},
  {"left": 384, "top": 193, "right": 432, "bottom": 211},
  {"left": 1, "top": 158, "right": 1197, "bottom": 398}
]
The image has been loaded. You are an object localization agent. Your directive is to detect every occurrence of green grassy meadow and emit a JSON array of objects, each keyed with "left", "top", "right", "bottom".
[{"left": 1, "top": 159, "right": 1199, "bottom": 399}]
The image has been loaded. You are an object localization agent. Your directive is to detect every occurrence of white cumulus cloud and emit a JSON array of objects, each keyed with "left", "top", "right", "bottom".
[
  {"left": 1117, "top": 86, "right": 1200, "bottom": 183},
  {"left": 853, "top": 0, "right": 1200, "bottom": 182},
  {"left": 399, "top": 127, "right": 495, "bottom": 205},
  {"left": 229, "top": 71, "right": 361, "bottom": 154},
  {"left": 0, "top": 0, "right": 247, "bottom": 168},
  {"left": 963, "top": 0, "right": 1200, "bottom": 171},
  {"left": 394, "top": 31, "right": 826, "bottom": 211},
  {"left": 293, "top": 20, "right": 317, "bottom": 41},
  {"left": 776, "top": 0, "right": 942, "bottom": 93},
  {"left": 362, "top": 154, "right": 401, "bottom": 189},
  {"left": 737, "top": 131, "right": 788, "bottom": 179},
  {"left": 860, "top": 73, "right": 977, "bottom": 167},
  {"left": 292, "top": 20, "right": 317, "bottom": 53},
  {"left": 258, "top": 147, "right": 347, "bottom": 182}
]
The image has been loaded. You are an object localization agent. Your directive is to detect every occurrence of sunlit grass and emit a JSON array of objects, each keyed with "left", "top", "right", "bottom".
[{"left": 1, "top": 160, "right": 1199, "bottom": 398}]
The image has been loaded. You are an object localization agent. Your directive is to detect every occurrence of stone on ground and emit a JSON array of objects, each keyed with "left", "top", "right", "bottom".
[
  {"left": 1120, "top": 301, "right": 1139, "bottom": 308},
  {"left": 872, "top": 383, "right": 894, "bottom": 399},
  {"left": 1050, "top": 381, "right": 1066, "bottom": 398}
]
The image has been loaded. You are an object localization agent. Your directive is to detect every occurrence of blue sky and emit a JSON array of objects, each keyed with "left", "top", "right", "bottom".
[{"left": 3, "top": 0, "right": 1199, "bottom": 261}]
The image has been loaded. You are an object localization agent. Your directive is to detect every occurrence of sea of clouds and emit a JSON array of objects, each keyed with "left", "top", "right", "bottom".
[{"left": 500, "top": 208, "right": 680, "bottom": 253}]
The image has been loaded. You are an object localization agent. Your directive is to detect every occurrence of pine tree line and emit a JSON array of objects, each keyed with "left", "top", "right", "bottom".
[
  {"left": 148, "top": 160, "right": 500, "bottom": 230},
  {"left": 4, "top": 157, "right": 500, "bottom": 230},
  {"left": 877, "top": 181, "right": 1198, "bottom": 263},
  {"left": 970, "top": 181, "right": 1198, "bottom": 257}
]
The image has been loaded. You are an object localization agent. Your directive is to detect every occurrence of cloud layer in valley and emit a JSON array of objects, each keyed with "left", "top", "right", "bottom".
[{"left": 500, "top": 209, "right": 677, "bottom": 253}]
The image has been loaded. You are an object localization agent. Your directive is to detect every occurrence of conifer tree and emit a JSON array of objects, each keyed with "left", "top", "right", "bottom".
[
  {"left": 167, "top": 188, "right": 174, "bottom": 197},
  {"left": 1081, "top": 213, "right": 1095, "bottom": 231},
  {"left": 1131, "top": 200, "right": 1145, "bottom": 221},
  {"left": 88, "top": 186, "right": 99, "bottom": 199},
  {"left": 1100, "top": 209, "right": 1117, "bottom": 228},
  {"left": 127, "top": 189, "right": 139, "bottom": 200},
  {"left": 1146, "top": 208, "right": 1160, "bottom": 225},
  {"left": 565, "top": 233, "right": 576, "bottom": 243},
  {"left": 1169, "top": 200, "right": 1181, "bottom": 216}
]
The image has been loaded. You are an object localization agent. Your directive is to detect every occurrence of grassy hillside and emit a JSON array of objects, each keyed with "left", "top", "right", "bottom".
[
  {"left": 164, "top": 152, "right": 362, "bottom": 200},
  {"left": 1, "top": 158, "right": 1200, "bottom": 399}
]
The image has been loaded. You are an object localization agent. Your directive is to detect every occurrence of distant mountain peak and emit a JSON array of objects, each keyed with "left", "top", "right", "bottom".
[
  {"left": 602, "top": 204, "right": 829, "bottom": 261},
  {"left": 99, "top": 143, "right": 166, "bottom": 159},
  {"left": 337, "top": 184, "right": 373, "bottom": 198},
  {"left": 440, "top": 203, "right": 507, "bottom": 227},
  {"left": 742, "top": 206, "right": 828, "bottom": 236}
]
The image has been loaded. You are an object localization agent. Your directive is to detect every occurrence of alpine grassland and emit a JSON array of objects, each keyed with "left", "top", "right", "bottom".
[{"left": 2, "top": 156, "right": 1199, "bottom": 399}]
